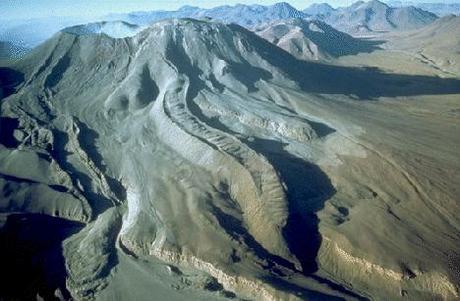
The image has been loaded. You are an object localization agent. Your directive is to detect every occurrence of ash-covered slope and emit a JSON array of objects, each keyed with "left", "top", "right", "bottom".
[
  {"left": 1, "top": 18, "right": 459, "bottom": 301},
  {"left": 324, "top": 0, "right": 438, "bottom": 34},
  {"left": 0, "top": 18, "right": 353, "bottom": 301},
  {"left": 255, "top": 19, "right": 382, "bottom": 61}
]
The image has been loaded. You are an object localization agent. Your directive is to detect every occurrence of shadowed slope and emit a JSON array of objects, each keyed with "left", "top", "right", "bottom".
[
  {"left": 0, "top": 67, "right": 24, "bottom": 99},
  {"left": 0, "top": 214, "right": 84, "bottom": 300},
  {"left": 255, "top": 19, "right": 383, "bottom": 60},
  {"left": 231, "top": 23, "right": 460, "bottom": 99}
]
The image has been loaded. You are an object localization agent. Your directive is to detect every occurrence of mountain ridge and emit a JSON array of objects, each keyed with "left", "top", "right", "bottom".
[
  {"left": 0, "top": 0, "right": 442, "bottom": 59},
  {"left": 320, "top": 0, "right": 438, "bottom": 33},
  {"left": 303, "top": 3, "right": 335, "bottom": 16},
  {"left": 116, "top": 2, "right": 307, "bottom": 28},
  {"left": 387, "top": 1, "right": 460, "bottom": 16},
  {"left": 255, "top": 18, "right": 383, "bottom": 61}
]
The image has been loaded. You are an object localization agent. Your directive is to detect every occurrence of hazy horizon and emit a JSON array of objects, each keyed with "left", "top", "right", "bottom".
[{"left": 1, "top": 0, "right": 458, "bottom": 20}]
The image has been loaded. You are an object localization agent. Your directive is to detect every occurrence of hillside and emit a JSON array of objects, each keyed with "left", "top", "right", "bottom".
[
  {"left": 255, "top": 18, "right": 382, "bottom": 61},
  {"left": 385, "top": 14, "right": 460, "bottom": 74},
  {"left": 1, "top": 18, "right": 459, "bottom": 301}
]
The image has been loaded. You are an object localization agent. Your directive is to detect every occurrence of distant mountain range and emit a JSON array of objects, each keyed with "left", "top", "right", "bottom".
[
  {"left": 387, "top": 2, "right": 460, "bottom": 16},
  {"left": 106, "top": 1, "right": 443, "bottom": 35},
  {"left": 110, "top": 2, "right": 307, "bottom": 28},
  {"left": 1, "top": 1, "right": 456, "bottom": 60},
  {"left": 309, "top": 0, "right": 438, "bottom": 34},
  {"left": 303, "top": 3, "right": 336, "bottom": 17}
]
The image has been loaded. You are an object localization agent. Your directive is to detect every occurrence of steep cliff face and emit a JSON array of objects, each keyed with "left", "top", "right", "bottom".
[{"left": 0, "top": 18, "right": 459, "bottom": 301}]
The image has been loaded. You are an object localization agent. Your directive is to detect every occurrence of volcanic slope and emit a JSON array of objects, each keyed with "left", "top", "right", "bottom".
[{"left": 0, "top": 19, "right": 459, "bottom": 301}]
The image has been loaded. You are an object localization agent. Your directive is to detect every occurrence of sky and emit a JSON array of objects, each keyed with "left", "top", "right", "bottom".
[{"left": 0, "top": 0, "right": 457, "bottom": 20}]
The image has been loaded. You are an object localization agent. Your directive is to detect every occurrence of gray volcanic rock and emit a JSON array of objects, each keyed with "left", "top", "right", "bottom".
[
  {"left": 0, "top": 19, "right": 345, "bottom": 301},
  {"left": 1, "top": 18, "right": 459, "bottom": 301}
]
